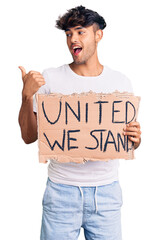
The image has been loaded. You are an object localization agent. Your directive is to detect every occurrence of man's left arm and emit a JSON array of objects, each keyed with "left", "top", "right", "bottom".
[{"left": 123, "top": 121, "right": 141, "bottom": 149}]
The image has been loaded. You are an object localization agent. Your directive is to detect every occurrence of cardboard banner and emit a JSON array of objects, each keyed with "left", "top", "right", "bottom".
[{"left": 36, "top": 91, "right": 140, "bottom": 164}]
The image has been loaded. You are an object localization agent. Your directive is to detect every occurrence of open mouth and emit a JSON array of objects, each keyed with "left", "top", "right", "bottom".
[{"left": 73, "top": 47, "right": 82, "bottom": 56}]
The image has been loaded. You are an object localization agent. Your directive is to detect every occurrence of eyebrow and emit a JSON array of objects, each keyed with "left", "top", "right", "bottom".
[{"left": 65, "top": 27, "right": 84, "bottom": 32}]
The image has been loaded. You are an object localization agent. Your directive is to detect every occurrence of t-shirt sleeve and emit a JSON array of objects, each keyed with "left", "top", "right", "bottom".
[
  {"left": 122, "top": 74, "right": 134, "bottom": 93},
  {"left": 119, "top": 74, "right": 134, "bottom": 93},
  {"left": 33, "top": 70, "right": 49, "bottom": 113},
  {"left": 108, "top": 67, "right": 134, "bottom": 94}
]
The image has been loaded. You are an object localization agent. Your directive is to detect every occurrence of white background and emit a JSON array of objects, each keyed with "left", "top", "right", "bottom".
[{"left": 0, "top": 0, "right": 159, "bottom": 239}]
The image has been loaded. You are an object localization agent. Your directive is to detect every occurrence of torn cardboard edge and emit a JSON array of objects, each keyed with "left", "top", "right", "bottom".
[
  {"left": 35, "top": 90, "right": 140, "bottom": 164},
  {"left": 35, "top": 90, "right": 138, "bottom": 100},
  {"left": 39, "top": 152, "right": 135, "bottom": 164}
]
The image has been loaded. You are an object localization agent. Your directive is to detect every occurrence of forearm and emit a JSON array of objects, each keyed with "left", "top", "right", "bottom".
[{"left": 18, "top": 94, "right": 37, "bottom": 144}]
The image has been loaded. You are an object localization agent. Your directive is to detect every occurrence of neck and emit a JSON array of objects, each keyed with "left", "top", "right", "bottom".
[{"left": 69, "top": 58, "right": 103, "bottom": 77}]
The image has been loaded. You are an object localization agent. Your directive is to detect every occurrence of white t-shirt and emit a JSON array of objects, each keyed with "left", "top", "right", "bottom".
[{"left": 33, "top": 64, "right": 133, "bottom": 186}]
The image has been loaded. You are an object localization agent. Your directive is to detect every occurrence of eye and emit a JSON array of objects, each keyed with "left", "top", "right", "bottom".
[
  {"left": 79, "top": 31, "right": 84, "bottom": 35},
  {"left": 66, "top": 33, "right": 71, "bottom": 37}
]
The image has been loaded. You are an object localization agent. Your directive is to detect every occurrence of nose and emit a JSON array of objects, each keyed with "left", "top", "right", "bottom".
[{"left": 70, "top": 32, "right": 79, "bottom": 43}]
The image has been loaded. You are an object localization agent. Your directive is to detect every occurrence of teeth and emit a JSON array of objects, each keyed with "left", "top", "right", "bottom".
[{"left": 73, "top": 46, "right": 81, "bottom": 49}]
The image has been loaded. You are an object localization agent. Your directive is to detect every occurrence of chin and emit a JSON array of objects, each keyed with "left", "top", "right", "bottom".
[
  {"left": 74, "top": 62, "right": 85, "bottom": 65},
  {"left": 73, "top": 59, "right": 86, "bottom": 65}
]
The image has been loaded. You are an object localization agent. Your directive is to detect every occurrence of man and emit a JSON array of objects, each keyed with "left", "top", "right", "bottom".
[{"left": 18, "top": 5, "right": 141, "bottom": 240}]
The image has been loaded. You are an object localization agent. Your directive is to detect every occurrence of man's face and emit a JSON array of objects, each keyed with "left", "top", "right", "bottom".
[{"left": 65, "top": 25, "right": 99, "bottom": 65}]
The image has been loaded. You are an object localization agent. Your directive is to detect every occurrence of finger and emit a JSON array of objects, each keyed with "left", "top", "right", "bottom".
[
  {"left": 123, "top": 131, "right": 140, "bottom": 137},
  {"left": 33, "top": 76, "right": 45, "bottom": 81},
  {"left": 29, "top": 70, "right": 42, "bottom": 75},
  {"left": 128, "top": 136, "right": 140, "bottom": 143},
  {"left": 127, "top": 122, "right": 140, "bottom": 128},
  {"left": 18, "top": 66, "right": 26, "bottom": 80},
  {"left": 124, "top": 126, "right": 138, "bottom": 132},
  {"left": 37, "top": 81, "right": 46, "bottom": 86},
  {"left": 39, "top": 81, "right": 46, "bottom": 86},
  {"left": 30, "top": 73, "right": 45, "bottom": 80}
]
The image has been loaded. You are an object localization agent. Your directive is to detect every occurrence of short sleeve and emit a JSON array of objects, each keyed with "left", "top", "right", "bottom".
[
  {"left": 123, "top": 74, "right": 134, "bottom": 94},
  {"left": 33, "top": 70, "right": 49, "bottom": 113}
]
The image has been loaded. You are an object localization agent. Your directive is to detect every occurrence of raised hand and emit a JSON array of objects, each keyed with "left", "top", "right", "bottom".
[{"left": 18, "top": 66, "right": 46, "bottom": 100}]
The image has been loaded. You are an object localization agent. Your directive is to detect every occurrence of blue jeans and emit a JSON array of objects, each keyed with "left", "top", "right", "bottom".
[{"left": 40, "top": 177, "right": 123, "bottom": 240}]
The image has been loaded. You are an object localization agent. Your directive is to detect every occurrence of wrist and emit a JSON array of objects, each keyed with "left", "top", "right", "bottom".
[{"left": 22, "top": 89, "right": 33, "bottom": 103}]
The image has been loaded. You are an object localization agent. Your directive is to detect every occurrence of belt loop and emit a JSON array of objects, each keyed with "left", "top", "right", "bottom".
[
  {"left": 95, "top": 186, "right": 98, "bottom": 213},
  {"left": 78, "top": 186, "right": 83, "bottom": 209}
]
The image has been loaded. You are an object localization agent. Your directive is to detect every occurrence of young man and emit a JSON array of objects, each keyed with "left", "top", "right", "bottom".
[{"left": 18, "top": 5, "right": 141, "bottom": 240}]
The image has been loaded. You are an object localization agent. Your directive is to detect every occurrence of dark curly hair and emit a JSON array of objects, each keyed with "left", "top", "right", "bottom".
[{"left": 55, "top": 5, "right": 106, "bottom": 31}]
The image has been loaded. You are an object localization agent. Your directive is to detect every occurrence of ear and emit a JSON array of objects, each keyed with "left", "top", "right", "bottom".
[{"left": 95, "top": 29, "right": 103, "bottom": 43}]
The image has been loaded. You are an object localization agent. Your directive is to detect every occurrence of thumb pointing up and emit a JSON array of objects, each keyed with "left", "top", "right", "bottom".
[{"left": 18, "top": 66, "right": 26, "bottom": 81}]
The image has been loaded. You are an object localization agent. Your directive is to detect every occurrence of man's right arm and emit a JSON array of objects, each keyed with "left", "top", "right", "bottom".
[
  {"left": 18, "top": 66, "right": 45, "bottom": 144},
  {"left": 18, "top": 96, "right": 38, "bottom": 144}
]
